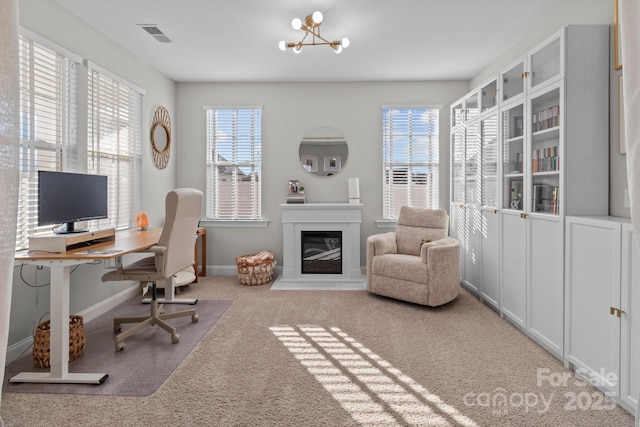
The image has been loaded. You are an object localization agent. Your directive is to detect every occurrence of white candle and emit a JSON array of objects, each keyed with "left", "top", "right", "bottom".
[{"left": 348, "top": 178, "right": 360, "bottom": 203}]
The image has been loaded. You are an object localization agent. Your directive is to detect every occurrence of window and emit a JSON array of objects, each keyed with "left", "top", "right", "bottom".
[
  {"left": 382, "top": 107, "right": 440, "bottom": 220},
  {"left": 16, "top": 34, "right": 78, "bottom": 250},
  {"left": 87, "top": 64, "right": 143, "bottom": 231},
  {"left": 205, "top": 107, "right": 262, "bottom": 220}
]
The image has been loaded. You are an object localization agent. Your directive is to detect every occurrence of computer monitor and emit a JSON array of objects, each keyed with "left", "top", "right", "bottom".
[{"left": 37, "top": 170, "right": 108, "bottom": 234}]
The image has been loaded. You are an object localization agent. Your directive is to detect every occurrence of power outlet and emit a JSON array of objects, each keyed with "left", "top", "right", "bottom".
[{"left": 624, "top": 189, "right": 630, "bottom": 208}]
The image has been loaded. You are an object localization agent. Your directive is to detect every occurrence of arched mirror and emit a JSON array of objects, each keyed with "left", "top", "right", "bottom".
[
  {"left": 151, "top": 106, "right": 171, "bottom": 169},
  {"left": 299, "top": 127, "right": 348, "bottom": 177}
]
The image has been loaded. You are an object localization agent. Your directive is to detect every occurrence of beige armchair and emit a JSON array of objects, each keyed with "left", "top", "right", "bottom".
[
  {"left": 102, "top": 188, "right": 203, "bottom": 351},
  {"left": 366, "top": 206, "right": 460, "bottom": 306}
]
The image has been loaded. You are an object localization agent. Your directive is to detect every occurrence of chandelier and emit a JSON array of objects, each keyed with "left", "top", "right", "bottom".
[{"left": 278, "top": 11, "right": 350, "bottom": 54}]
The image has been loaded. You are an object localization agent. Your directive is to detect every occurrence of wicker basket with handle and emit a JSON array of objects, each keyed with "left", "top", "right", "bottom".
[
  {"left": 236, "top": 251, "right": 276, "bottom": 286},
  {"left": 32, "top": 314, "right": 86, "bottom": 368}
]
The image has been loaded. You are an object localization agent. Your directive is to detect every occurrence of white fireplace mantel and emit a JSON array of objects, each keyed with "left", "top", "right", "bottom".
[{"left": 273, "top": 203, "right": 366, "bottom": 290}]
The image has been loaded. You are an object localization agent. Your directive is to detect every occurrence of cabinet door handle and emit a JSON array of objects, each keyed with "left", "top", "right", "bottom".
[
  {"left": 521, "top": 71, "right": 529, "bottom": 79},
  {"left": 610, "top": 307, "right": 626, "bottom": 317},
  {"left": 520, "top": 213, "right": 528, "bottom": 219}
]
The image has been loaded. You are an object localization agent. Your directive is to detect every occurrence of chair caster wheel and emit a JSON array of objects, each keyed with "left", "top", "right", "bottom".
[
  {"left": 172, "top": 334, "right": 180, "bottom": 344},
  {"left": 115, "top": 342, "right": 124, "bottom": 351},
  {"left": 192, "top": 314, "right": 199, "bottom": 323},
  {"left": 114, "top": 324, "right": 121, "bottom": 333}
]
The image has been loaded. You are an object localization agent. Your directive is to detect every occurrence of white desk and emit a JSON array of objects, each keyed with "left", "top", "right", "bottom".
[{"left": 11, "top": 228, "right": 161, "bottom": 384}]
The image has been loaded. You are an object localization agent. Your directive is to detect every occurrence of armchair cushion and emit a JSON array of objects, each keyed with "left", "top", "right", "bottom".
[{"left": 396, "top": 207, "right": 448, "bottom": 256}]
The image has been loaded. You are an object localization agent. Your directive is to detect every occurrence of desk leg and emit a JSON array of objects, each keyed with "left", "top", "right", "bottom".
[{"left": 10, "top": 264, "right": 108, "bottom": 384}]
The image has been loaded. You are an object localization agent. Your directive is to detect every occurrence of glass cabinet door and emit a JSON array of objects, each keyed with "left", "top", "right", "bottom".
[
  {"left": 465, "top": 92, "right": 479, "bottom": 122},
  {"left": 481, "top": 115, "right": 498, "bottom": 208},
  {"left": 530, "top": 84, "right": 561, "bottom": 215},
  {"left": 465, "top": 122, "right": 481, "bottom": 206},
  {"left": 502, "top": 103, "right": 525, "bottom": 211},
  {"left": 451, "top": 101, "right": 464, "bottom": 128},
  {"left": 451, "top": 102, "right": 465, "bottom": 206},
  {"left": 481, "top": 79, "right": 498, "bottom": 112},
  {"left": 529, "top": 31, "right": 562, "bottom": 92},
  {"left": 501, "top": 60, "right": 525, "bottom": 103}
]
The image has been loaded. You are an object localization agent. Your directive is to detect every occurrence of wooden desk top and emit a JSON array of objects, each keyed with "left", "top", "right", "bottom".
[{"left": 16, "top": 228, "right": 162, "bottom": 262}]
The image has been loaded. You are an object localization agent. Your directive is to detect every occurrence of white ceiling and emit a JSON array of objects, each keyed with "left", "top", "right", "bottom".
[{"left": 53, "top": 0, "right": 568, "bottom": 83}]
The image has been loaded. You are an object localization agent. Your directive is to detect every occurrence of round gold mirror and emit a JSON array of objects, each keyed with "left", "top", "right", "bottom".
[{"left": 151, "top": 106, "right": 171, "bottom": 169}]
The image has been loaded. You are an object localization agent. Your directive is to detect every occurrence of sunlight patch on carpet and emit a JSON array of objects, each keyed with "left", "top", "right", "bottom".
[{"left": 270, "top": 325, "right": 479, "bottom": 426}]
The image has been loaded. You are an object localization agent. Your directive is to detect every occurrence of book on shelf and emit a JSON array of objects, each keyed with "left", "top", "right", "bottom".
[
  {"left": 532, "top": 145, "right": 559, "bottom": 172},
  {"left": 513, "top": 116, "right": 523, "bottom": 137},
  {"left": 532, "top": 104, "right": 560, "bottom": 132},
  {"left": 511, "top": 152, "right": 523, "bottom": 173},
  {"left": 533, "top": 184, "right": 559, "bottom": 214}
]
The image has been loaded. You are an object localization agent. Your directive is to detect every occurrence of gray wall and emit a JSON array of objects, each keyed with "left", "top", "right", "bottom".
[
  {"left": 175, "top": 81, "right": 468, "bottom": 268},
  {"left": 9, "top": 0, "right": 176, "bottom": 351}
]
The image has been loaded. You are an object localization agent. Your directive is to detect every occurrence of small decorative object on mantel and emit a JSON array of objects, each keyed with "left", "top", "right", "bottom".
[
  {"left": 287, "top": 179, "right": 305, "bottom": 204},
  {"left": 348, "top": 177, "right": 360, "bottom": 204}
]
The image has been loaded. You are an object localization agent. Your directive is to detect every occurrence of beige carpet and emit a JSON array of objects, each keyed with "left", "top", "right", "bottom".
[
  {"left": 1, "top": 276, "right": 635, "bottom": 427},
  {"left": 3, "top": 299, "right": 232, "bottom": 396}
]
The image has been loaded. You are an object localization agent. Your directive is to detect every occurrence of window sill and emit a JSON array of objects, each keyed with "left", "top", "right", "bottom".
[
  {"left": 375, "top": 219, "right": 397, "bottom": 229},
  {"left": 201, "top": 219, "right": 269, "bottom": 228}
]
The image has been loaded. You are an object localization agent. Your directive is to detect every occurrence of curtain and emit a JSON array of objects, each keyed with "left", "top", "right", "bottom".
[
  {"left": 0, "top": 0, "right": 20, "bottom": 424},
  {"left": 619, "top": 2, "right": 640, "bottom": 424}
]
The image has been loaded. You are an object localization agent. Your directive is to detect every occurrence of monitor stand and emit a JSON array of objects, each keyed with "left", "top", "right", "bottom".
[{"left": 54, "top": 222, "right": 89, "bottom": 235}]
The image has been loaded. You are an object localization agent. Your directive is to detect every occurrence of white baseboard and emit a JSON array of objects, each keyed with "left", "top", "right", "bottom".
[{"left": 5, "top": 284, "right": 139, "bottom": 366}]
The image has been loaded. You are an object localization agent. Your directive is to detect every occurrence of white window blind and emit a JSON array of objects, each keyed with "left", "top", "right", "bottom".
[
  {"left": 16, "top": 35, "right": 78, "bottom": 250},
  {"left": 87, "top": 66, "right": 143, "bottom": 231},
  {"left": 382, "top": 107, "right": 440, "bottom": 220},
  {"left": 205, "top": 108, "right": 262, "bottom": 220}
]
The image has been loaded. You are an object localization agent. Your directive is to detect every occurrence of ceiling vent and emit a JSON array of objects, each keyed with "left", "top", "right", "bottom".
[{"left": 138, "top": 25, "right": 172, "bottom": 43}]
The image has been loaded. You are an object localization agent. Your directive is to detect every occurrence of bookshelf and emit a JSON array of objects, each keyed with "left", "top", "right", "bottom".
[{"left": 451, "top": 25, "right": 609, "bottom": 363}]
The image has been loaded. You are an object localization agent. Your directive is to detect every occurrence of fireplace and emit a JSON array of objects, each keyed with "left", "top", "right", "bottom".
[
  {"left": 301, "top": 231, "right": 342, "bottom": 274},
  {"left": 275, "top": 203, "right": 366, "bottom": 289}
]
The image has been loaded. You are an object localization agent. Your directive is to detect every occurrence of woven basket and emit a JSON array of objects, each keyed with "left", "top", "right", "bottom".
[
  {"left": 236, "top": 251, "right": 276, "bottom": 286},
  {"left": 32, "top": 314, "right": 86, "bottom": 368}
]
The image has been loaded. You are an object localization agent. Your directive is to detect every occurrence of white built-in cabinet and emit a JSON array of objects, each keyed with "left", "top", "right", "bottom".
[
  {"left": 450, "top": 79, "right": 500, "bottom": 309},
  {"left": 565, "top": 216, "right": 639, "bottom": 413},
  {"left": 450, "top": 26, "right": 610, "bottom": 363}
]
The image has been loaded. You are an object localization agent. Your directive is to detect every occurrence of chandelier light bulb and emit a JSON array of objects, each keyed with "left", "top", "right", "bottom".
[
  {"left": 293, "top": 45, "right": 302, "bottom": 54},
  {"left": 333, "top": 44, "right": 343, "bottom": 54},
  {"left": 291, "top": 17, "right": 302, "bottom": 30},
  {"left": 341, "top": 37, "right": 350, "bottom": 49},
  {"left": 312, "top": 11, "right": 323, "bottom": 24},
  {"left": 278, "top": 40, "right": 286, "bottom": 51}
]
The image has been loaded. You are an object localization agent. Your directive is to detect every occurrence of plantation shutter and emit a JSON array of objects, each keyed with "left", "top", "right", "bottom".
[
  {"left": 16, "top": 34, "right": 79, "bottom": 250},
  {"left": 205, "top": 107, "right": 262, "bottom": 220},
  {"left": 87, "top": 63, "right": 143, "bottom": 231},
  {"left": 382, "top": 107, "right": 440, "bottom": 220}
]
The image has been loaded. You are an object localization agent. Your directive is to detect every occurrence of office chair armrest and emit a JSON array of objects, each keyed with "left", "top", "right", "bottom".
[{"left": 138, "top": 245, "right": 167, "bottom": 254}]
